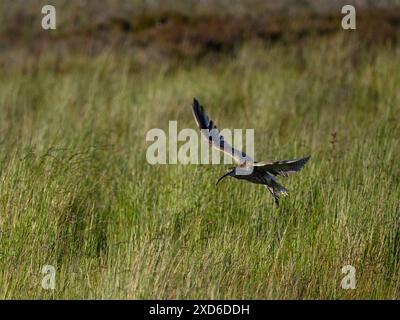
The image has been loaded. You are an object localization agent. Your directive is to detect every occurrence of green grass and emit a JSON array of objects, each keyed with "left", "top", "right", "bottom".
[{"left": 0, "top": 36, "right": 399, "bottom": 299}]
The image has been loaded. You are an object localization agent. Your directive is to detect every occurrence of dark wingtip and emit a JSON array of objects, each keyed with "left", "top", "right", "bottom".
[
  {"left": 192, "top": 98, "right": 201, "bottom": 117},
  {"left": 300, "top": 155, "right": 311, "bottom": 169},
  {"left": 191, "top": 98, "right": 209, "bottom": 130},
  {"left": 300, "top": 155, "right": 311, "bottom": 164}
]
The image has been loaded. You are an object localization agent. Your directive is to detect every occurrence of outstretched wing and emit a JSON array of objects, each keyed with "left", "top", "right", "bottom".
[
  {"left": 191, "top": 98, "right": 252, "bottom": 164},
  {"left": 255, "top": 156, "right": 311, "bottom": 177}
]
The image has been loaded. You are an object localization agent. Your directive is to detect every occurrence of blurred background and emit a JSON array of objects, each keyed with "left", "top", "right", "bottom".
[{"left": 1, "top": 0, "right": 400, "bottom": 71}]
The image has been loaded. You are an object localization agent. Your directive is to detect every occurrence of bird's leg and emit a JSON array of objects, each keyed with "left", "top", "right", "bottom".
[
  {"left": 264, "top": 184, "right": 279, "bottom": 206},
  {"left": 273, "top": 191, "right": 279, "bottom": 206}
]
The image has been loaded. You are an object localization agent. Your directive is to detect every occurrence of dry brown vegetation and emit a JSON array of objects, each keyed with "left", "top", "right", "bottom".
[{"left": 1, "top": 6, "right": 400, "bottom": 70}]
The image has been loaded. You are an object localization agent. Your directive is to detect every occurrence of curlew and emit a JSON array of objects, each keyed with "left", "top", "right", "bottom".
[{"left": 191, "top": 98, "right": 310, "bottom": 206}]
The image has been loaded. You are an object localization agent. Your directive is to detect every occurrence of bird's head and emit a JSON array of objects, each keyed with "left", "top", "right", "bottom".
[{"left": 216, "top": 167, "right": 236, "bottom": 186}]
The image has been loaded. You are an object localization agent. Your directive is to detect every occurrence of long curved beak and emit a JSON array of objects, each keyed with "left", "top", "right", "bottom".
[{"left": 216, "top": 170, "right": 233, "bottom": 186}]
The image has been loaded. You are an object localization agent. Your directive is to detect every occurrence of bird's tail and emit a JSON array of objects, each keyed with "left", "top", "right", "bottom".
[{"left": 265, "top": 180, "right": 288, "bottom": 206}]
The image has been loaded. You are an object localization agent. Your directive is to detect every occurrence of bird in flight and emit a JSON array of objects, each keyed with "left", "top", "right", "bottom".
[{"left": 191, "top": 98, "right": 310, "bottom": 206}]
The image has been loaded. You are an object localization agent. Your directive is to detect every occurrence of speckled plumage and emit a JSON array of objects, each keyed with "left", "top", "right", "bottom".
[{"left": 192, "top": 98, "right": 310, "bottom": 206}]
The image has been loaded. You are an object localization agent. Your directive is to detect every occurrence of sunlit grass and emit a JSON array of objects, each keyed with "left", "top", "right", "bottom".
[{"left": 0, "top": 37, "right": 399, "bottom": 299}]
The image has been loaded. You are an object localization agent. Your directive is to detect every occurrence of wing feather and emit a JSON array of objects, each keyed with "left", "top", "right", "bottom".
[
  {"left": 255, "top": 156, "right": 311, "bottom": 177},
  {"left": 191, "top": 98, "right": 252, "bottom": 164}
]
